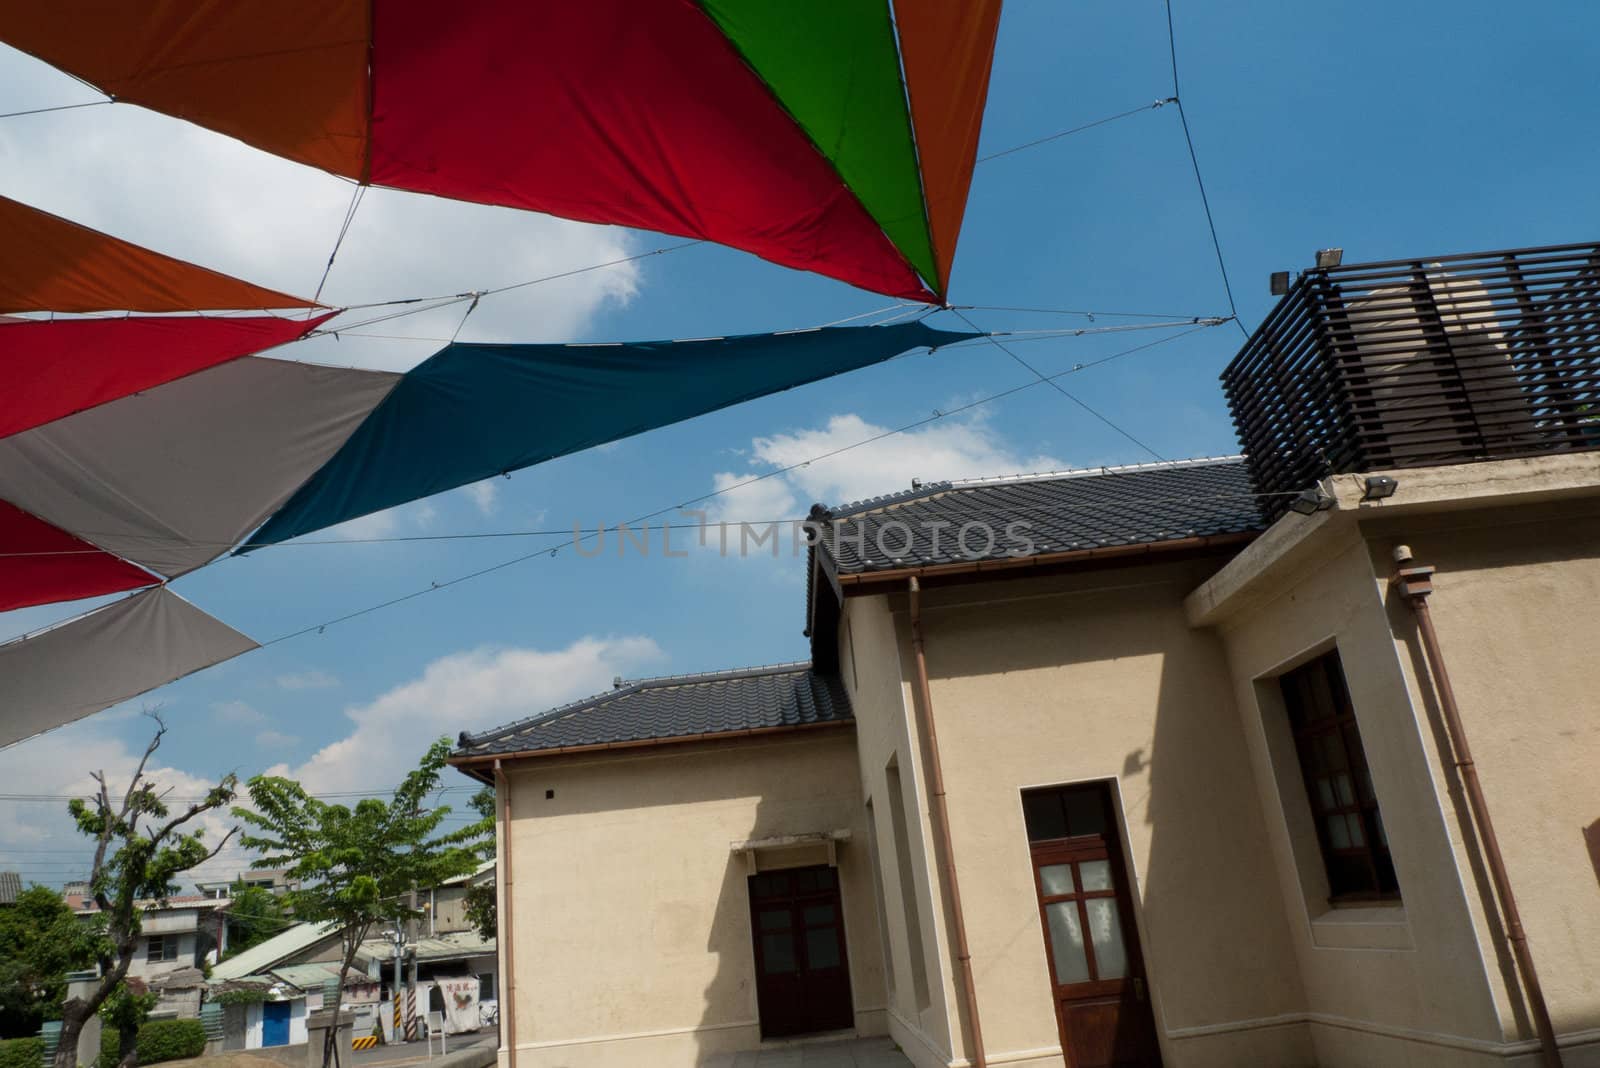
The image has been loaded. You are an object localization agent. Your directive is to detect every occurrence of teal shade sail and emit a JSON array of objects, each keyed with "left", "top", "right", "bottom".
[{"left": 245, "top": 320, "right": 976, "bottom": 549}]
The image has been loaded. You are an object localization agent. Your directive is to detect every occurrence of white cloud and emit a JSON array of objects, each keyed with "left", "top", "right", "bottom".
[
  {"left": 254, "top": 730, "right": 299, "bottom": 749},
  {"left": 279, "top": 637, "right": 667, "bottom": 794},
  {"left": 709, "top": 412, "right": 1064, "bottom": 522},
  {"left": 462, "top": 480, "right": 500, "bottom": 517},
  {"left": 212, "top": 700, "right": 265, "bottom": 725},
  {"left": 0, "top": 47, "right": 641, "bottom": 376},
  {"left": 276, "top": 671, "right": 339, "bottom": 691}
]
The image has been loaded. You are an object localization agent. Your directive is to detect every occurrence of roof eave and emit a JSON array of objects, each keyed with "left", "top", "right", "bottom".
[
  {"left": 448, "top": 717, "right": 855, "bottom": 771},
  {"left": 832, "top": 530, "right": 1261, "bottom": 594}
]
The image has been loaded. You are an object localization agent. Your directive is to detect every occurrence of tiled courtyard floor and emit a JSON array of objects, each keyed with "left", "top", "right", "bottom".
[{"left": 700, "top": 1034, "right": 915, "bottom": 1067}]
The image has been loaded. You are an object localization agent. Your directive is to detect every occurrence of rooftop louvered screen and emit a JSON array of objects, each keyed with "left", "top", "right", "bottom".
[{"left": 1223, "top": 242, "right": 1600, "bottom": 518}]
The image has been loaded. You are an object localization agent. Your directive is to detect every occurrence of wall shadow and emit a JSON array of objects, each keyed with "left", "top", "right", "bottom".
[{"left": 1383, "top": 584, "right": 1530, "bottom": 1039}]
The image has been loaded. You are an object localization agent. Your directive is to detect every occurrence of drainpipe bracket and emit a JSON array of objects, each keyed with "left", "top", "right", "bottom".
[{"left": 1393, "top": 564, "right": 1436, "bottom": 599}]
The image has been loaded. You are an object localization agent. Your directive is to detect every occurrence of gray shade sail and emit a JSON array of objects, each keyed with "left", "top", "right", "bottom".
[
  {"left": 0, "top": 587, "right": 258, "bottom": 748},
  {"left": 0, "top": 356, "right": 401, "bottom": 577}
]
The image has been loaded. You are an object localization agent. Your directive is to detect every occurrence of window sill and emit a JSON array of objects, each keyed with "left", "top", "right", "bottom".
[{"left": 1309, "top": 903, "right": 1412, "bottom": 950}]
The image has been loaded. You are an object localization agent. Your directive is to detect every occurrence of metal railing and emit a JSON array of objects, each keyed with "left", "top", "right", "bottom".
[{"left": 1223, "top": 242, "right": 1600, "bottom": 518}]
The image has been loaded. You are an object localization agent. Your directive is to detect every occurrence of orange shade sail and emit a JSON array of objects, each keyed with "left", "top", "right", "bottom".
[
  {"left": 0, "top": 195, "right": 315, "bottom": 314},
  {"left": 896, "top": 0, "right": 1004, "bottom": 295}
]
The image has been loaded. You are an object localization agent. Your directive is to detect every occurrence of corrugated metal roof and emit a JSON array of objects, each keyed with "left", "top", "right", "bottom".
[
  {"left": 210, "top": 921, "right": 340, "bottom": 981},
  {"left": 269, "top": 963, "right": 373, "bottom": 991},
  {"left": 0, "top": 871, "right": 21, "bottom": 905},
  {"left": 812, "top": 457, "right": 1264, "bottom": 575},
  {"left": 455, "top": 662, "right": 852, "bottom": 758},
  {"left": 361, "top": 930, "right": 495, "bottom": 962}
]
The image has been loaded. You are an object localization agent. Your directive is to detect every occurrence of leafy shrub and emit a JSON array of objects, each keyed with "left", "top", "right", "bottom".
[
  {"left": 97, "top": 1020, "right": 206, "bottom": 1068},
  {"left": 133, "top": 1021, "right": 205, "bottom": 1066},
  {"left": 0, "top": 1037, "right": 43, "bottom": 1068}
]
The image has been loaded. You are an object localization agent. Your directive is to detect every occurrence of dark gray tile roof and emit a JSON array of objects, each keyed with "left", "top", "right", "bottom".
[
  {"left": 0, "top": 870, "right": 21, "bottom": 905},
  {"left": 812, "top": 457, "right": 1264, "bottom": 575},
  {"left": 454, "top": 662, "right": 851, "bottom": 758}
]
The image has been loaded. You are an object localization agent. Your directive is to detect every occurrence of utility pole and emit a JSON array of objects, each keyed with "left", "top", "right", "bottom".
[
  {"left": 405, "top": 887, "right": 419, "bottom": 1042},
  {"left": 390, "top": 925, "right": 406, "bottom": 1044}
]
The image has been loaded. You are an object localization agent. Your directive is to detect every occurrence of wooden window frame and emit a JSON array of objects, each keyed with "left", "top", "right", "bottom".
[
  {"left": 146, "top": 934, "right": 179, "bottom": 962},
  {"left": 1280, "top": 649, "right": 1401, "bottom": 903}
]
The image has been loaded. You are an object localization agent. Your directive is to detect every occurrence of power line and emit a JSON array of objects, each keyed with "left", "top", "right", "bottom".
[
  {"left": 310, "top": 184, "right": 366, "bottom": 308},
  {"left": 1163, "top": 0, "right": 1249, "bottom": 339},
  {"left": 977, "top": 98, "right": 1176, "bottom": 164},
  {"left": 0, "top": 99, "right": 113, "bottom": 121},
  {"left": 949, "top": 308, "right": 1167, "bottom": 461}
]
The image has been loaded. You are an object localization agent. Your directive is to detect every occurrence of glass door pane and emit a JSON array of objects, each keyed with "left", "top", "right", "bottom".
[
  {"left": 1045, "top": 902, "right": 1090, "bottom": 984},
  {"left": 1039, "top": 863, "right": 1075, "bottom": 895},
  {"left": 1084, "top": 897, "right": 1128, "bottom": 979}
]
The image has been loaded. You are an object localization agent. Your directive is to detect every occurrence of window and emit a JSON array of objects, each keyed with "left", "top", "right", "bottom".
[
  {"left": 1280, "top": 650, "right": 1399, "bottom": 900},
  {"left": 478, "top": 973, "right": 495, "bottom": 1001},
  {"left": 146, "top": 934, "right": 179, "bottom": 962}
]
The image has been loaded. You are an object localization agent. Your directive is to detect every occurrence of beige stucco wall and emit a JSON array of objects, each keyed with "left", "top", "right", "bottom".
[
  {"left": 492, "top": 728, "right": 885, "bottom": 1068},
  {"left": 1363, "top": 501, "right": 1600, "bottom": 1063},
  {"left": 1198, "top": 490, "right": 1600, "bottom": 1067},
  {"left": 842, "top": 592, "right": 968, "bottom": 1068},
  {"left": 842, "top": 559, "right": 1314, "bottom": 1068}
]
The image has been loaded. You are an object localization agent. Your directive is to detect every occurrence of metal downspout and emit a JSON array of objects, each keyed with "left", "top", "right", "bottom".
[
  {"left": 907, "top": 577, "right": 987, "bottom": 1068},
  {"left": 1391, "top": 546, "right": 1562, "bottom": 1068},
  {"left": 494, "top": 760, "right": 518, "bottom": 1068}
]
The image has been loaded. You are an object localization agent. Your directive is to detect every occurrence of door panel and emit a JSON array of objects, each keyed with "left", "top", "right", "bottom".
[
  {"left": 1024, "top": 784, "right": 1161, "bottom": 1068},
  {"left": 749, "top": 865, "right": 854, "bottom": 1038},
  {"left": 261, "top": 1001, "right": 290, "bottom": 1047}
]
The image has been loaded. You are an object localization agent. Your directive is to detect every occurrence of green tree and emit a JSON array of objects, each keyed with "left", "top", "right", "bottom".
[
  {"left": 0, "top": 886, "right": 94, "bottom": 1038},
  {"left": 55, "top": 714, "right": 237, "bottom": 1068},
  {"left": 234, "top": 739, "right": 480, "bottom": 1068},
  {"left": 222, "top": 881, "right": 288, "bottom": 957},
  {"left": 460, "top": 786, "right": 497, "bottom": 940}
]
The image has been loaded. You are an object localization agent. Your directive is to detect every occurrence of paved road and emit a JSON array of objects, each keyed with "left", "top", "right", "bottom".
[{"left": 351, "top": 1030, "right": 496, "bottom": 1067}]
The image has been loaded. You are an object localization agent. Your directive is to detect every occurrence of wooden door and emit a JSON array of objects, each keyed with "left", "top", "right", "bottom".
[
  {"left": 1024, "top": 784, "right": 1161, "bottom": 1068},
  {"left": 748, "top": 865, "right": 854, "bottom": 1038}
]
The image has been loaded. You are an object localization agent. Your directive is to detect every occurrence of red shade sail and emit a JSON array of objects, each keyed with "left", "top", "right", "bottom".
[
  {"left": 0, "top": 501, "right": 156, "bottom": 612},
  {"left": 1, "top": 313, "right": 334, "bottom": 439}
]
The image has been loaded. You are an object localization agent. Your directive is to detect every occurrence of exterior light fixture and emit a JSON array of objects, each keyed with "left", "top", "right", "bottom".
[
  {"left": 1270, "top": 271, "right": 1291, "bottom": 296},
  {"left": 1315, "top": 247, "right": 1343, "bottom": 269},
  {"left": 1362, "top": 475, "right": 1399, "bottom": 501},
  {"left": 1287, "top": 486, "right": 1334, "bottom": 516}
]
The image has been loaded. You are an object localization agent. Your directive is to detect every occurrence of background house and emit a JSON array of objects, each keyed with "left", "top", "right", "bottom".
[{"left": 73, "top": 895, "right": 231, "bottom": 1020}]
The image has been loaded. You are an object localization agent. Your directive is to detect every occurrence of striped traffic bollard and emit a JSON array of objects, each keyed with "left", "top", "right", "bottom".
[{"left": 404, "top": 987, "right": 417, "bottom": 1042}]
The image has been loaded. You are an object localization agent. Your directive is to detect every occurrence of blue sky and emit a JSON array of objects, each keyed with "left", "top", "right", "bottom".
[{"left": 2, "top": 0, "right": 1596, "bottom": 885}]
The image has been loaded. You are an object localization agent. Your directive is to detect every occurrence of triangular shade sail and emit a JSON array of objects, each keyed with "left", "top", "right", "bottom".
[
  {"left": 247, "top": 320, "right": 978, "bottom": 549},
  {"left": 0, "top": 357, "right": 400, "bottom": 578},
  {"left": 0, "top": 500, "right": 156, "bottom": 612},
  {"left": 0, "top": 195, "right": 315, "bottom": 313},
  {"left": 1, "top": 313, "right": 334, "bottom": 439},
  {"left": 2, "top": 2, "right": 1002, "bottom": 300},
  {"left": 0, "top": 587, "right": 257, "bottom": 748}
]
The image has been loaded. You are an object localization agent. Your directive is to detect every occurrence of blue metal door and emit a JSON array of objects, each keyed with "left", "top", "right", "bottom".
[{"left": 262, "top": 1001, "right": 291, "bottom": 1047}]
